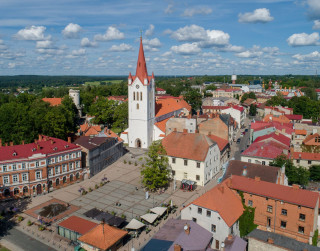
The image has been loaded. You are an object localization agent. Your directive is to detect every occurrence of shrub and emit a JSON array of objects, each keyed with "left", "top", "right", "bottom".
[
  {"left": 134, "top": 162, "right": 137, "bottom": 166},
  {"left": 128, "top": 161, "right": 132, "bottom": 165},
  {"left": 111, "top": 211, "right": 116, "bottom": 216},
  {"left": 121, "top": 214, "right": 126, "bottom": 219},
  {"left": 95, "top": 184, "right": 99, "bottom": 189},
  {"left": 27, "top": 220, "right": 32, "bottom": 226},
  {"left": 124, "top": 160, "right": 127, "bottom": 164},
  {"left": 38, "top": 225, "right": 45, "bottom": 231},
  {"left": 82, "top": 190, "right": 87, "bottom": 195},
  {"left": 100, "top": 182, "right": 104, "bottom": 187},
  {"left": 88, "top": 187, "right": 92, "bottom": 192},
  {"left": 17, "top": 216, "right": 24, "bottom": 222}
]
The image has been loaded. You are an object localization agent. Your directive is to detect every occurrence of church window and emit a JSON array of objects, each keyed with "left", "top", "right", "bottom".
[
  {"left": 137, "top": 92, "right": 139, "bottom": 101},
  {"left": 140, "top": 92, "right": 142, "bottom": 101},
  {"left": 133, "top": 92, "right": 135, "bottom": 101},
  {"left": 137, "top": 103, "right": 139, "bottom": 110}
]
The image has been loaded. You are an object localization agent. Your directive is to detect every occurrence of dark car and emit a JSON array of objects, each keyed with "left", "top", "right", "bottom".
[
  {"left": 237, "top": 138, "right": 241, "bottom": 144},
  {"left": 245, "top": 129, "right": 249, "bottom": 132}
]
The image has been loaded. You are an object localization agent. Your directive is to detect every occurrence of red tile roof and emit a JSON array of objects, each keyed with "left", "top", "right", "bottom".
[
  {"left": 156, "top": 87, "right": 165, "bottom": 91},
  {"left": 254, "top": 132, "right": 290, "bottom": 147},
  {"left": 104, "top": 128, "right": 123, "bottom": 142},
  {"left": 208, "top": 135, "right": 229, "bottom": 151},
  {"left": 292, "top": 152, "right": 320, "bottom": 161},
  {"left": 303, "top": 133, "right": 320, "bottom": 146},
  {"left": 107, "top": 96, "right": 127, "bottom": 102},
  {"left": 222, "top": 105, "right": 244, "bottom": 112},
  {"left": 162, "top": 132, "right": 215, "bottom": 161},
  {"left": 42, "top": 98, "right": 62, "bottom": 106},
  {"left": 58, "top": 216, "right": 98, "bottom": 235},
  {"left": 228, "top": 175, "right": 319, "bottom": 209},
  {"left": 190, "top": 182, "right": 243, "bottom": 227},
  {"left": 202, "top": 106, "right": 229, "bottom": 110},
  {"left": 0, "top": 135, "right": 80, "bottom": 162},
  {"left": 155, "top": 98, "right": 191, "bottom": 117},
  {"left": 241, "top": 141, "right": 288, "bottom": 159},
  {"left": 78, "top": 223, "right": 127, "bottom": 250},
  {"left": 263, "top": 114, "right": 290, "bottom": 124},
  {"left": 284, "top": 114, "right": 303, "bottom": 120}
]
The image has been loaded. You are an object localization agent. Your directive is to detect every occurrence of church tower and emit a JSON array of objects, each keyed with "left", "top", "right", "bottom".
[{"left": 128, "top": 37, "right": 155, "bottom": 149}]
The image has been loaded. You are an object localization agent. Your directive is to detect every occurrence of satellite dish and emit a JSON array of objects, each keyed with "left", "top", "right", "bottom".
[
  {"left": 221, "top": 242, "right": 225, "bottom": 248},
  {"left": 184, "top": 225, "right": 188, "bottom": 230}
]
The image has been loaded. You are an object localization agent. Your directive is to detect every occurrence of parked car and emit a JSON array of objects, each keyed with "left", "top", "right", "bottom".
[
  {"left": 245, "top": 129, "right": 248, "bottom": 132},
  {"left": 237, "top": 138, "right": 241, "bottom": 144}
]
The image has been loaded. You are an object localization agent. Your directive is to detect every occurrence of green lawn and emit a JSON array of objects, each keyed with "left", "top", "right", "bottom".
[
  {"left": 84, "top": 81, "right": 101, "bottom": 86},
  {"left": 0, "top": 245, "right": 11, "bottom": 251}
]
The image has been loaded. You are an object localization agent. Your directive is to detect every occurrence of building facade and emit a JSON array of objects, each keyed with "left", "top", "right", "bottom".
[{"left": 0, "top": 135, "right": 82, "bottom": 198}]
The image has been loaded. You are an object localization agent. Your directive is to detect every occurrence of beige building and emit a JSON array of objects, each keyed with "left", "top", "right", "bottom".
[
  {"left": 292, "top": 152, "right": 320, "bottom": 169},
  {"left": 162, "top": 131, "right": 220, "bottom": 186},
  {"left": 165, "top": 117, "right": 197, "bottom": 135}
]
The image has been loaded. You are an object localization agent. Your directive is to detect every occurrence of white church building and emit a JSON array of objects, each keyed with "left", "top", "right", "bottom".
[{"left": 120, "top": 38, "right": 191, "bottom": 149}]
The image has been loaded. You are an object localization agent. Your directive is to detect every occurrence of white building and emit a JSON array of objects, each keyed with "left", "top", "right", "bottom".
[
  {"left": 162, "top": 131, "right": 220, "bottom": 186},
  {"left": 69, "top": 89, "right": 82, "bottom": 117},
  {"left": 181, "top": 181, "right": 243, "bottom": 250},
  {"left": 120, "top": 38, "right": 191, "bottom": 148},
  {"left": 222, "top": 105, "right": 245, "bottom": 129}
]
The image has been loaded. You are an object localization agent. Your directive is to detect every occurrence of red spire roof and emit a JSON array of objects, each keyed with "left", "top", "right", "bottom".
[{"left": 135, "top": 37, "right": 148, "bottom": 82}]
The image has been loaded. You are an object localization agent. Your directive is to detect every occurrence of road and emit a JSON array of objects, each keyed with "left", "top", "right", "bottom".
[
  {"left": 233, "top": 117, "right": 251, "bottom": 161},
  {"left": 0, "top": 228, "right": 56, "bottom": 251}
]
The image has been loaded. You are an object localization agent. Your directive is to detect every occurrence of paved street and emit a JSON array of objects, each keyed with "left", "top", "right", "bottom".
[{"left": 0, "top": 228, "right": 55, "bottom": 251}]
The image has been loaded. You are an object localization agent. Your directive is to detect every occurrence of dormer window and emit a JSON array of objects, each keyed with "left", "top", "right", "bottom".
[
  {"left": 53, "top": 147, "right": 57, "bottom": 151},
  {"left": 65, "top": 145, "right": 69, "bottom": 148},
  {"left": 32, "top": 148, "right": 36, "bottom": 152},
  {"left": 12, "top": 152, "right": 17, "bottom": 156}
]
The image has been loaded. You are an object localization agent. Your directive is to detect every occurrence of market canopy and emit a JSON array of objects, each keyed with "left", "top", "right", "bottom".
[
  {"left": 150, "top": 207, "right": 167, "bottom": 216},
  {"left": 140, "top": 213, "right": 158, "bottom": 224},
  {"left": 125, "top": 219, "right": 145, "bottom": 230}
]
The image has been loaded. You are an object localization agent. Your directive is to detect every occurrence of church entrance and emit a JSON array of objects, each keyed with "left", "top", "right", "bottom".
[{"left": 135, "top": 139, "right": 142, "bottom": 148}]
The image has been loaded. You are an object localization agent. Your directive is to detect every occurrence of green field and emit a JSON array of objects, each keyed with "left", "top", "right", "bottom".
[{"left": 84, "top": 81, "right": 101, "bottom": 86}]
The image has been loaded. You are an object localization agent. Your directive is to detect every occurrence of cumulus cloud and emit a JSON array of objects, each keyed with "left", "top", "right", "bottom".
[
  {"left": 307, "top": 0, "right": 320, "bottom": 19},
  {"left": 217, "top": 44, "right": 245, "bottom": 53},
  {"left": 71, "top": 48, "right": 86, "bottom": 56},
  {"left": 238, "top": 8, "right": 274, "bottom": 23},
  {"left": 171, "top": 43, "right": 201, "bottom": 55},
  {"left": 171, "top": 25, "right": 230, "bottom": 47},
  {"left": 236, "top": 46, "right": 264, "bottom": 58},
  {"left": 14, "top": 25, "right": 50, "bottom": 41},
  {"left": 142, "top": 38, "right": 161, "bottom": 51},
  {"left": 182, "top": 7, "right": 212, "bottom": 17},
  {"left": 292, "top": 51, "right": 320, "bottom": 61},
  {"left": 62, "top": 23, "right": 82, "bottom": 38},
  {"left": 313, "top": 20, "right": 320, "bottom": 30},
  {"left": 145, "top": 24, "right": 154, "bottom": 37},
  {"left": 36, "top": 40, "right": 55, "bottom": 49},
  {"left": 165, "top": 4, "right": 174, "bottom": 14},
  {"left": 81, "top": 37, "right": 97, "bottom": 47},
  {"left": 109, "top": 43, "right": 133, "bottom": 52},
  {"left": 94, "top": 27, "right": 124, "bottom": 41},
  {"left": 287, "top": 32, "right": 319, "bottom": 46}
]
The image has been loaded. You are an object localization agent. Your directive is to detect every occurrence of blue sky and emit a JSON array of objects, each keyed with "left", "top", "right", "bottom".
[{"left": 0, "top": 0, "right": 320, "bottom": 75}]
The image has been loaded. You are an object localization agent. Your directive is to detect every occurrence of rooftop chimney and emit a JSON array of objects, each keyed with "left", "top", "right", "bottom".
[
  {"left": 267, "top": 238, "right": 274, "bottom": 244},
  {"left": 218, "top": 185, "right": 225, "bottom": 194},
  {"left": 51, "top": 139, "right": 54, "bottom": 145},
  {"left": 195, "top": 129, "right": 199, "bottom": 133},
  {"left": 174, "top": 244, "right": 182, "bottom": 251},
  {"left": 10, "top": 142, "right": 13, "bottom": 146},
  {"left": 184, "top": 224, "right": 190, "bottom": 235},
  {"left": 37, "top": 144, "right": 40, "bottom": 150},
  {"left": 22, "top": 140, "right": 24, "bottom": 145},
  {"left": 292, "top": 184, "right": 300, "bottom": 190},
  {"left": 255, "top": 176, "right": 261, "bottom": 181},
  {"left": 0, "top": 138, "right": 2, "bottom": 147},
  {"left": 38, "top": 135, "right": 42, "bottom": 141},
  {"left": 183, "top": 129, "right": 188, "bottom": 134},
  {"left": 5, "top": 143, "right": 8, "bottom": 147},
  {"left": 228, "top": 234, "right": 233, "bottom": 240},
  {"left": 68, "top": 137, "right": 71, "bottom": 143}
]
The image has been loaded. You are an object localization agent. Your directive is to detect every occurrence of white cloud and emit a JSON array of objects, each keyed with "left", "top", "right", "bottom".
[
  {"left": 236, "top": 46, "right": 264, "bottom": 58},
  {"left": 287, "top": 32, "right": 319, "bottom": 46},
  {"left": 81, "top": 37, "right": 97, "bottom": 47},
  {"left": 145, "top": 24, "right": 154, "bottom": 37},
  {"left": 109, "top": 43, "right": 133, "bottom": 52},
  {"left": 171, "top": 25, "right": 230, "bottom": 47},
  {"left": 14, "top": 25, "right": 50, "bottom": 41},
  {"left": 307, "top": 0, "right": 320, "bottom": 19},
  {"left": 313, "top": 20, "right": 320, "bottom": 30},
  {"left": 162, "top": 51, "right": 172, "bottom": 57},
  {"left": 94, "top": 27, "right": 125, "bottom": 41},
  {"left": 217, "top": 44, "right": 245, "bottom": 52},
  {"left": 238, "top": 8, "right": 274, "bottom": 23},
  {"left": 8, "top": 62, "right": 16, "bottom": 68},
  {"left": 240, "top": 60, "right": 264, "bottom": 66},
  {"left": 182, "top": 7, "right": 212, "bottom": 17},
  {"left": 62, "top": 23, "right": 82, "bottom": 38},
  {"left": 72, "top": 48, "right": 86, "bottom": 56},
  {"left": 292, "top": 51, "right": 320, "bottom": 61},
  {"left": 143, "top": 38, "right": 162, "bottom": 52},
  {"left": 36, "top": 40, "right": 55, "bottom": 49},
  {"left": 171, "top": 43, "right": 201, "bottom": 55},
  {"left": 165, "top": 4, "right": 174, "bottom": 14}
]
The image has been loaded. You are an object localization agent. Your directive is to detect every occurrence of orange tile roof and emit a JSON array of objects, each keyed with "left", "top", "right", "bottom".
[
  {"left": 79, "top": 123, "right": 90, "bottom": 132},
  {"left": 292, "top": 152, "right": 320, "bottom": 161},
  {"left": 228, "top": 175, "right": 319, "bottom": 209},
  {"left": 42, "top": 98, "right": 62, "bottom": 106},
  {"left": 155, "top": 98, "right": 191, "bottom": 117},
  {"left": 208, "top": 135, "right": 229, "bottom": 151},
  {"left": 303, "top": 133, "right": 320, "bottom": 146},
  {"left": 190, "top": 182, "right": 243, "bottom": 227},
  {"left": 263, "top": 114, "right": 290, "bottom": 124},
  {"left": 78, "top": 223, "right": 127, "bottom": 250},
  {"left": 154, "top": 117, "right": 173, "bottom": 133},
  {"left": 162, "top": 132, "right": 215, "bottom": 161},
  {"left": 58, "top": 216, "right": 98, "bottom": 235},
  {"left": 84, "top": 126, "right": 101, "bottom": 136},
  {"left": 104, "top": 128, "right": 123, "bottom": 142},
  {"left": 294, "top": 129, "right": 307, "bottom": 136}
]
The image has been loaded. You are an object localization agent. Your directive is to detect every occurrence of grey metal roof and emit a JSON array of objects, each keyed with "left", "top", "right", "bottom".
[{"left": 247, "top": 229, "right": 320, "bottom": 251}]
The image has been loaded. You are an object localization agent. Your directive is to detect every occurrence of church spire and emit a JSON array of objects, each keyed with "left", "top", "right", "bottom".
[{"left": 135, "top": 36, "right": 148, "bottom": 82}]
